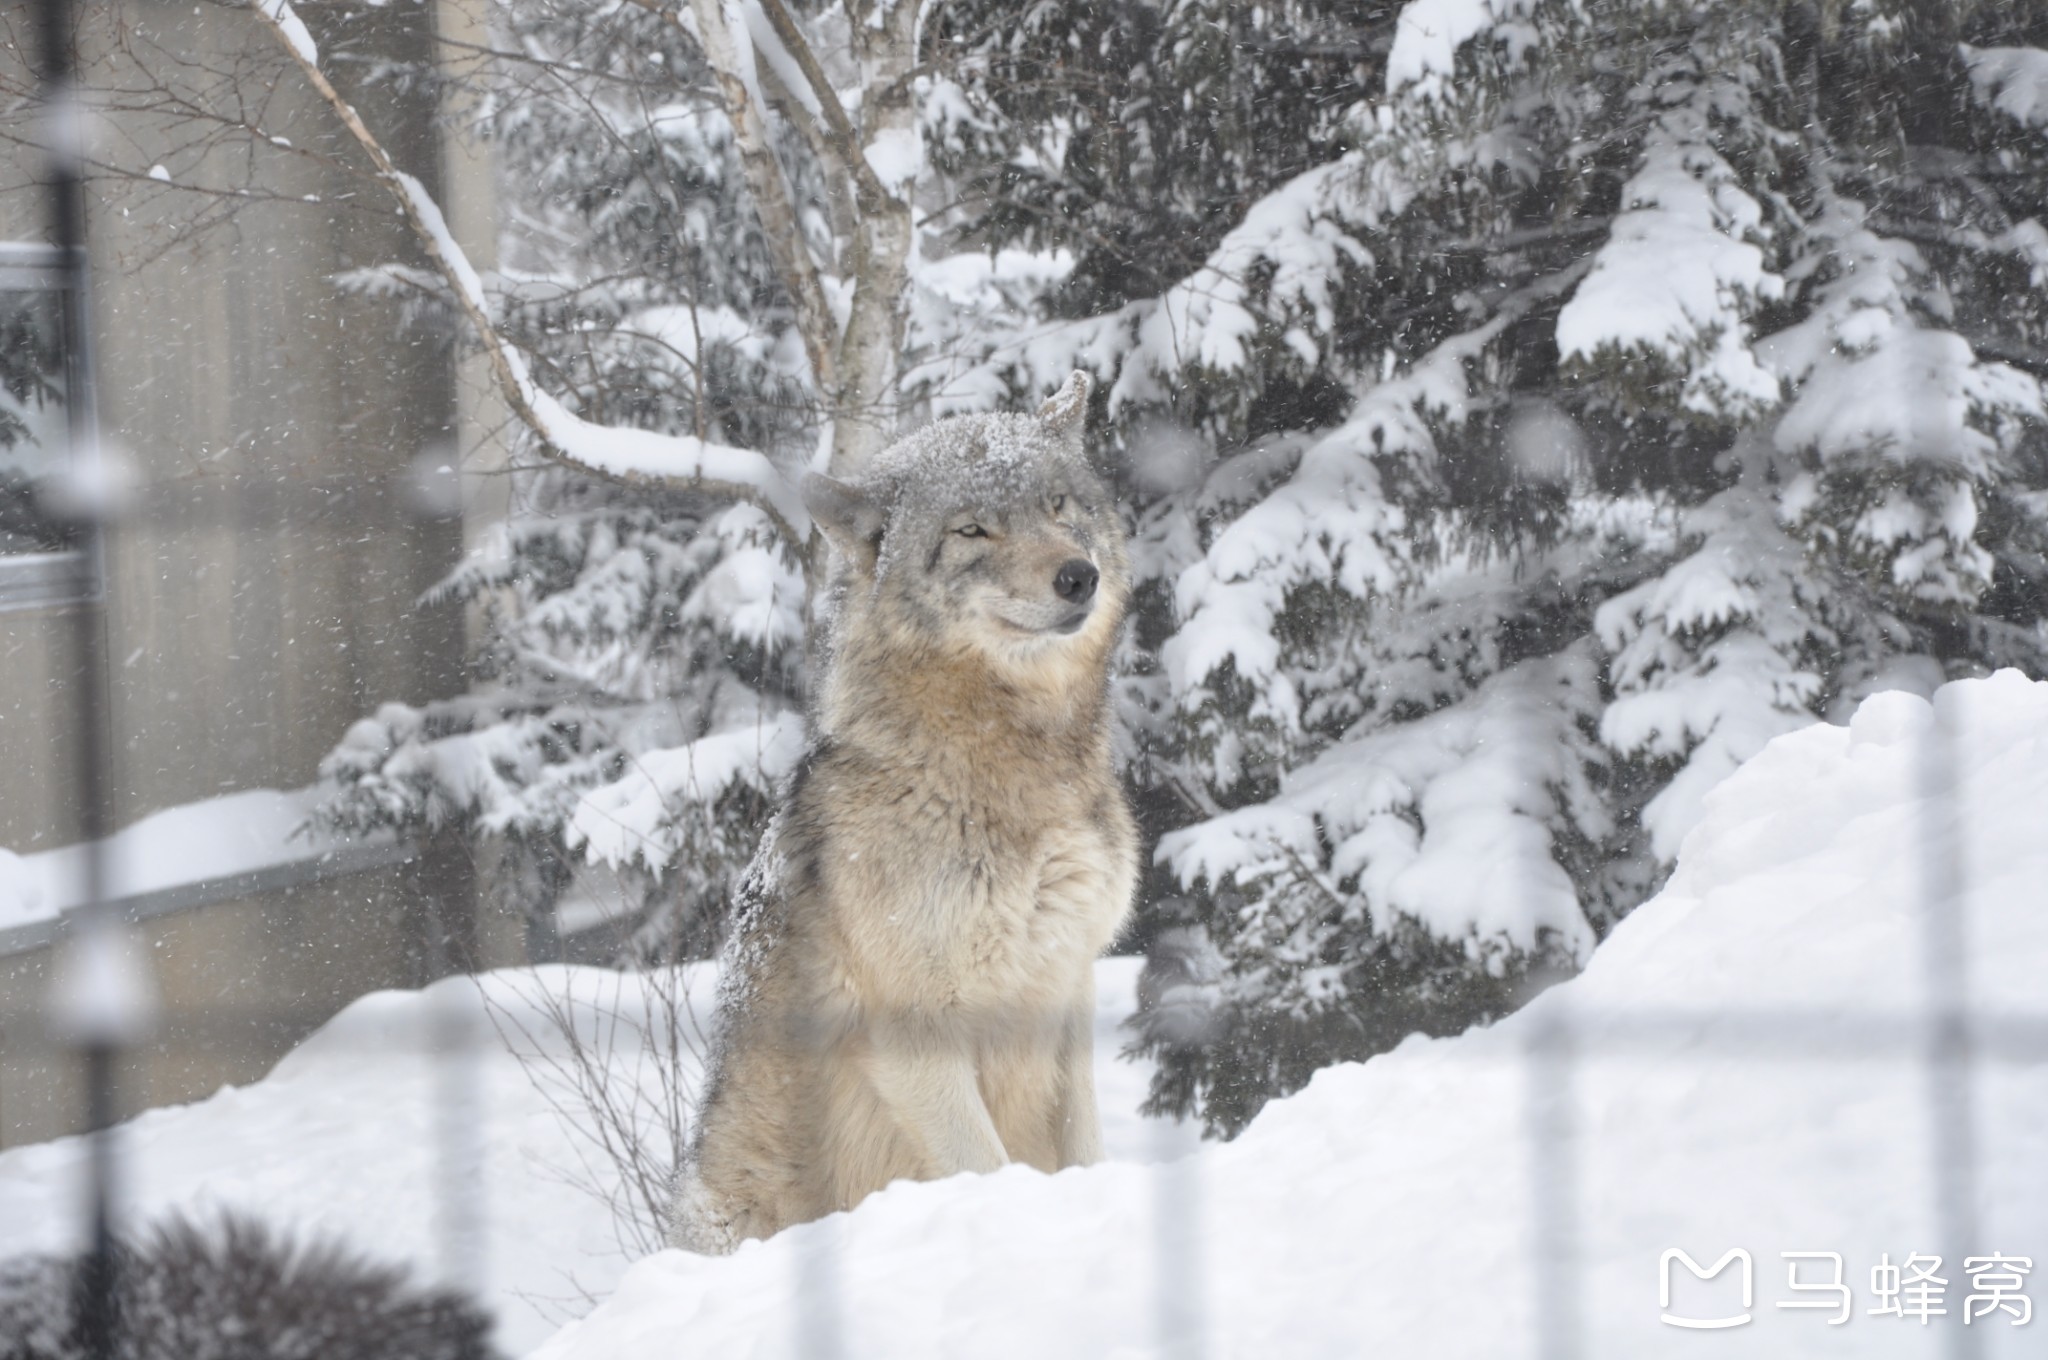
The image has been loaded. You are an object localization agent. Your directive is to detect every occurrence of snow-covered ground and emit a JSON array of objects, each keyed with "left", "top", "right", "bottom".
[
  {"left": 0, "top": 954, "right": 1194, "bottom": 1353},
  {"left": 5, "top": 672, "right": 2047, "bottom": 1357}
]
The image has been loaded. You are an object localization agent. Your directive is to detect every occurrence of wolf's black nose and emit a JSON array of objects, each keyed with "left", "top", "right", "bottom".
[{"left": 1053, "top": 558, "right": 1098, "bottom": 605}]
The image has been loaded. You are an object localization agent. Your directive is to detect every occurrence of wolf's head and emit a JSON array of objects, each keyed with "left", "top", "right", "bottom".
[{"left": 805, "top": 372, "right": 1128, "bottom": 678}]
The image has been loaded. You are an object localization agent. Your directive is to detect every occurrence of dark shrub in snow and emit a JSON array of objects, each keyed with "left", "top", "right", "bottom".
[{"left": 0, "top": 1213, "right": 498, "bottom": 1360}]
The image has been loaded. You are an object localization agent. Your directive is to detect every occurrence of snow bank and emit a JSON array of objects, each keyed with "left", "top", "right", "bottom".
[
  {"left": 6, "top": 675, "right": 2045, "bottom": 1358},
  {"left": 0, "top": 959, "right": 1191, "bottom": 1355},
  {"left": 532, "top": 672, "right": 2048, "bottom": 1359},
  {"left": 0, "top": 787, "right": 398, "bottom": 938}
]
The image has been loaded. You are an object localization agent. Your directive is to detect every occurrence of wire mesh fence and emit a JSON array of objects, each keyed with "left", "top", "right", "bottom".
[{"left": 4, "top": 0, "right": 2045, "bottom": 1357}]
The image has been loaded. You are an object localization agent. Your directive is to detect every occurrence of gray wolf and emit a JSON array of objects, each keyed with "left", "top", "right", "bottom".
[
  {"left": 671, "top": 371, "right": 1136, "bottom": 1253},
  {"left": 0, "top": 1213, "right": 498, "bottom": 1359}
]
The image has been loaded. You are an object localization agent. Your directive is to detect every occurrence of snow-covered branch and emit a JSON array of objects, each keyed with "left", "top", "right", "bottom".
[
  {"left": 750, "top": 0, "right": 900, "bottom": 217},
  {"left": 674, "top": 0, "right": 840, "bottom": 397},
  {"left": 1961, "top": 43, "right": 2048, "bottom": 131},
  {"left": 250, "top": 0, "right": 807, "bottom": 544}
]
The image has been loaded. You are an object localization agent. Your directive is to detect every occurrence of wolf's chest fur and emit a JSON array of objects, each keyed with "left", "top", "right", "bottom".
[{"left": 794, "top": 728, "right": 1130, "bottom": 1014}]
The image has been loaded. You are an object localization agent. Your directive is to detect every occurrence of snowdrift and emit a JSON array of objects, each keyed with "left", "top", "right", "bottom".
[
  {"left": 3, "top": 673, "right": 2044, "bottom": 1358},
  {"left": 533, "top": 672, "right": 2048, "bottom": 1360},
  {"left": 0, "top": 958, "right": 1190, "bottom": 1354}
]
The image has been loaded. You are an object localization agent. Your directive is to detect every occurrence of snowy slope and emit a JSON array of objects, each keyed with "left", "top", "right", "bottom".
[
  {"left": 0, "top": 957, "right": 1191, "bottom": 1354},
  {"left": 4, "top": 673, "right": 2045, "bottom": 1358},
  {"left": 528, "top": 672, "right": 2048, "bottom": 1360}
]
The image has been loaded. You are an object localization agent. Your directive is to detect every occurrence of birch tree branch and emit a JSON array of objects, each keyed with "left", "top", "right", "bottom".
[
  {"left": 750, "top": 40, "right": 855, "bottom": 246},
  {"left": 249, "top": 0, "right": 806, "bottom": 544},
  {"left": 675, "top": 0, "right": 915, "bottom": 475},
  {"left": 679, "top": 0, "right": 840, "bottom": 394},
  {"left": 820, "top": 0, "right": 918, "bottom": 474},
  {"left": 750, "top": 0, "right": 899, "bottom": 216}
]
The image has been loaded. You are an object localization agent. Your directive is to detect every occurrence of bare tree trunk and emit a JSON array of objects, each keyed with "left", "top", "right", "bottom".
[
  {"left": 700, "top": 0, "right": 920, "bottom": 478},
  {"left": 683, "top": 0, "right": 839, "bottom": 400},
  {"left": 825, "top": 0, "right": 917, "bottom": 478}
]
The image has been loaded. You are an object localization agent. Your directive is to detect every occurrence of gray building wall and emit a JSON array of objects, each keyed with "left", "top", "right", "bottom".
[{"left": 0, "top": 0, "right": 516, "bottom": 1147}]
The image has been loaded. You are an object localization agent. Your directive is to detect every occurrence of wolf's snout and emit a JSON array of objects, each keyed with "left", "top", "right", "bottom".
[{"left": 1053, "top": 558, "right": 1098, "bottom": 605}]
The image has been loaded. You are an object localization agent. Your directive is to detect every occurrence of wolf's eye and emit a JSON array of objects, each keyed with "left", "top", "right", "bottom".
[
  {"left": 955, "top": 523, "right": 988, "bottom": 539},
  {"left": 1051, "top": 494, "right": 1068, "bottom": 514}
]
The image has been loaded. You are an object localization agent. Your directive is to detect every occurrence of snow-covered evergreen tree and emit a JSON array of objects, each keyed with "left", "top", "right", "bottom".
[
  {"left": 314, "top": 0, "right": 818, "bottom": 957},
  {"left": 291, "top": 0, "right": 2048, "bottom": 1132},
  {"left": 925, "top": 0, "right": 2048, "bottom": 1133}
]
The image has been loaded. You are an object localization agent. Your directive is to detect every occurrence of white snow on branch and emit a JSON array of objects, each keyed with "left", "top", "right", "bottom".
[
  {"left": 1161, "top": 430, "right": 1399, "bottom": 740},
  {"left": 1556, "top": 77, "right": 1781, "bottom": 418},
  {"left": 1772, "top": 321, "right": 2039, "bottom": 479},
  {"left": 1760, "top": 198, "right": 2044, "bottom": 481},
  {"left": 1160, "top": 648, "right": 1605, "bottom": 964},
  {"left": 382, "top": 168, "right": 803, "bottom": 522},
  {"left": 254, "top": 2, "right": 806, "bottom": 536},
  {"left": 388, "top": 170, "right": 488, "bottom": 320},
  {"left": 1160, "top": 310, "right": 1517, "bottom": 738},
  {"left": 1129, "top": 156, "right": 1373, "bottom": 392},
  {"left": 1385, "top": 0, "right": 1539, "bottom": 100},
  {"left": 862, "top": 126, "right": 922, "bottom": 196},
  {"left": 1594, "top": 469, "right": 1841, "bottom": 858},
  {"left": 330, "top": 706, "right": 562, "bottom": 835},
  {"left": 679, "top": 508, "right": 808, "bottom": 652},
  {"left": 709, "top": 0, "right": 773, "bottom": 141},
  {"left": 568, "top": 711, "right": 805, "bottom": 874},
  {"left": 738, "top": 0, "right": 823, "bottom": 119},
  {"left": 618, "top": 303, "right": 759, "bottom": 367},
  {"left": 922, "top": 156, "right": 1385, "bottom": 421},
  {"left": 524, "top": 386, "right": 807, "bottom": 531},
  {"left": 1962, "top": 43, "right": 2048, "bottom": 129},
  {"left": 906, "top": 248, "right": 1075, "bottom": 409},
  {"left": 256, "top": 0, "right": 319, "bottom": 66}
]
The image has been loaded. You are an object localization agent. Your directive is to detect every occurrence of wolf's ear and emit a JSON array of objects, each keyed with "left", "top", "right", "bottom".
[
  {"left": 804, "top": 473, "right": 885, "bottom": 570},
  {"left": 1037, "top": 370, "right": 1093, "bottom": 446}
]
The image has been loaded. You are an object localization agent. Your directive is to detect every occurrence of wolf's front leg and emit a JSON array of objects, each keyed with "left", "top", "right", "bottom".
[
  {"left": 1053, "top": 986, "right": 1104, "bottom": 1167},
  {"left": 860, "top": 1014, "right": 1010, "bottom": 1177}
]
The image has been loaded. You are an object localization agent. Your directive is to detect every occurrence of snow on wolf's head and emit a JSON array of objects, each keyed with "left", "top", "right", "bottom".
[{"left": 804, "top": 371, "right": 1128, "bottom": 686}]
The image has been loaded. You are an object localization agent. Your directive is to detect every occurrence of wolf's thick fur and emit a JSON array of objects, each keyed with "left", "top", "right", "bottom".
[{"left": 671, "top": 372, "right": 1136, "bottom": 1253}]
